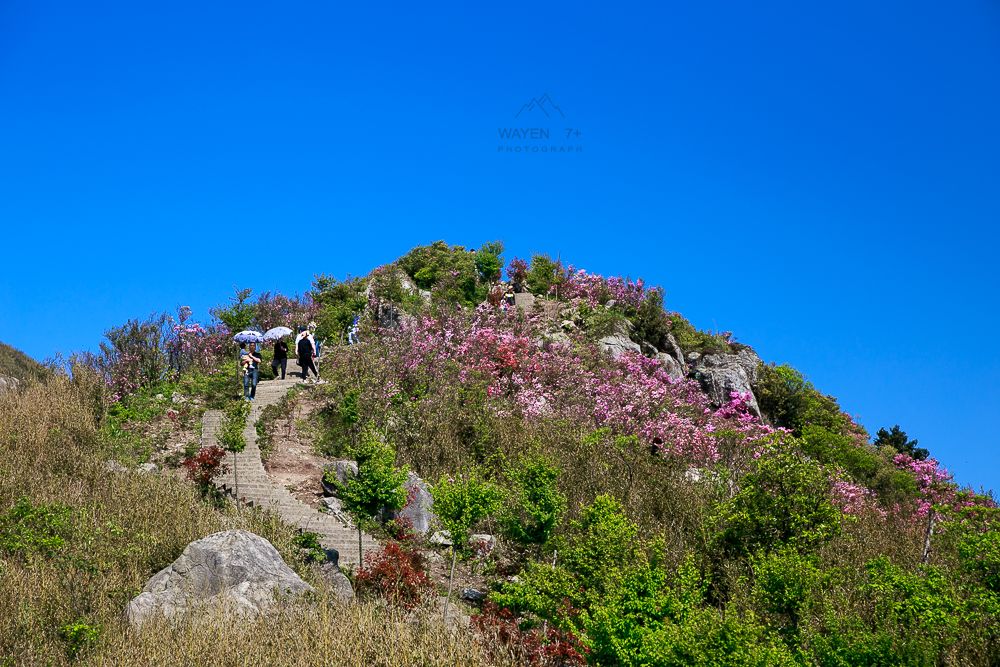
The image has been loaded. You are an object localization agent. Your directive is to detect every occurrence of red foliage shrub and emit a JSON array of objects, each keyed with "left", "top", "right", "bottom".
[
  {"left": 355, "top": 541, "right": 432, "bottom": 610},
  {"left": 472, "top": 602, "right": 587, "bottom": 666},
  {"left": 181, "top": 445, "right": 229, "bottom": 488}
]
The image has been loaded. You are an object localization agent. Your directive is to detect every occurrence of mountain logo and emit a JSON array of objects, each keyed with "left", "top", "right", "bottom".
[{"left": 515, "top": 93, "right": 565, "bottom": 119}]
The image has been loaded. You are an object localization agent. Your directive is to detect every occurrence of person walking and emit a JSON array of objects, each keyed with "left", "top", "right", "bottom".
[
  {"left": 271, "top": 337, "right": 288, "bottom": 380},
  {"left": 348, "top": 314, "right": 360, "bottom": 345},
  {"left": 243, "top": 344, "right": 261, "bottom": 400},
  {"left": 297, "top": 327, "right": 318, "bottom": 381}
]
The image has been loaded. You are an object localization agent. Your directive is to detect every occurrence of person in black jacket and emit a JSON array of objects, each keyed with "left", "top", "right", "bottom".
[
  {"left": 271, "top": 338, "right": 288, "bottom": 379},
  {"left": 297, "top": 329, "right": 318, "bottom": 381}
]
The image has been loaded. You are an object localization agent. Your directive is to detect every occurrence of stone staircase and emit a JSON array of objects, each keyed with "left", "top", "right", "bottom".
[{"left": 203, "top": 370, "right": 376, "bottom": 567}]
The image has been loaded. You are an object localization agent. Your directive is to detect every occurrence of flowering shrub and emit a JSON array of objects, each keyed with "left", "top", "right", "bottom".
[
  {"left": 254, "top": 291, "right": 318, "bottom": 331},
  {"left": 166, "top": 306, "right": 229, "bottom": 376},
  {"left": 181, "top": 446, "right": 229, "bottom": 489},
  {"left": 355, "top": 541, "right": 432, "bottom": 610},
  {"left": 505, "top": 257, "right": 528, "bottom": 291},
  {"left": 472, "top": 602, "right": 587, "bottom": 666}
]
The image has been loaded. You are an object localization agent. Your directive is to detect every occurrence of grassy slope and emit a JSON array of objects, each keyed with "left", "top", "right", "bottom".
[
  {"left": 0, "top": 377, "right": 502, "bottom": 666},
  {"left": 0, "top": 341, "right": 48, "bottom": 383}
]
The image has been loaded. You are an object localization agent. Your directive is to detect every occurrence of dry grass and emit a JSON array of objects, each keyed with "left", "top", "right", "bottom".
[{"left": 0, "top": 378, "right": 507, "bottom": 666}]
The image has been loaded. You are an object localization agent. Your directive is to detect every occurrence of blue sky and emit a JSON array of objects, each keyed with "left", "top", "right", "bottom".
[{"left": 1, "top": 1, "right": 998, "bottom": 492}]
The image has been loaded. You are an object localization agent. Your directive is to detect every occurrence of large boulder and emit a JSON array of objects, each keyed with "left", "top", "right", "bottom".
[
  {"left": 322, "top": 460, "right": 358, "bottom": 496},
  {"left": 599, "top": 321, "right": 641, "bottom": 359},
  {"left": 125, "top": 530, "right": 313, "bottom": 626},
  {"left": 664, "top": 333, "right": 686, "bottom": 367},
  {"left": 656, "top": 353, "right": 685, "bottom": 380},
  {"left": 0, "top": 375, "right": 20, "bottom": 396},
  {"left": 396, "top": 472, "right": 435, "bottom": 535},
  {"left": 513, "top": 292, "right": 536, "bottom": 310},
  {"left": 692, "top": 353, "right": 761, "bottom": 417}
]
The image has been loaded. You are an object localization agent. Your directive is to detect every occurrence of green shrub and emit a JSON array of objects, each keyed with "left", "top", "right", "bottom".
[
  {"left": 629, "top": 289, "right": 673, "bottom": 352},
  {"left": 525, "top": 254, "right": 567, "bottom": 296},
  {"left": 430, "top": 469, "right": 504, "bottom": 551},
  {"left": 0, "top": 497, "right": 73, "bottom": 561},
  {"left": 801, "top": 425, "right": 918, "bottom": 506},
  {"left": 338, "top": 425, "right": 409, "bottom": 521},
  {"left": 218, "top": 399, "right": 250, "bottom": 455},
  {"left": 210, "top": 287, "right": 255, "bottom": 334},
  {"left": 293, "top": 531, "right": 327, "bottom": 563},
  {"left": 873, "top": 424, "right": 929, "bottom": 461},
  {"left": 667, "top": 313, "right": 731, "bottom": 355},
  {"left": 474, "top": 241, "right": 505, "bottom": 283},
  {"left": 58, "top": 620, "right": 100, "bottom": 660},
  {"left": 502, "top": 454, "right": 566, "bottom": 547},
  {"left": 396, "top": 241, "right": 485, "bottom": 306},
  {"left": 750, "top": 547, "right": 822, "bottom": 640},
  {"left": 311, "top": 275, "right": 368, "bottom": 342},
  {"left": 755, "top": 363, "right": 850, "bottom": 435},
  {"left": 585, "top": 556, "right": 797, "bottom": 666},
  {"left": 713, "top": 446, "right": 841, "bottom": 559}
]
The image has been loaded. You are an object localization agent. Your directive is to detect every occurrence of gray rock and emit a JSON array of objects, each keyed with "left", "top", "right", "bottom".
[
  {"left": 397, "top": 472, "right": 435, "bottom": 535},
  {"left": 434, "top": 596, "right": 471, "bottom": 628},
  {"left": 684, "top": 467, "right": 704, "bottom": 483},
  {"left": 692, "top": 354, "right": 761, "bottom": 417},
  {"left": 686, "top": 351, "right": 702, "bottom": 363},
  {"left": 320, "top": 496, "right": 345, "bottom": 513},
  {"left": 137, "top": 462, "right": 160, "bottom": 475},
  {"left": 664, "top": 333, "right": 685, "bottom": 367},
  {"left": 319, "top": 563, "right": 355, "bottom": 604},
  {"left": 322, "top": 460, "right": 358, "bottom": 495},
  {"left": 537, "top": 331, "right": 570, "bottom": 351},
  {"left": 513, "top": 292, "right": 536, "bottom": 310},
  {"left": 0, "top": 375, "right": 18, "bottom": 396},
  {"left": 319, "top": 497, "right": 353, "bottom": 527},
  {"left": 429, "top": 531, "right": 453, "bottom": 546},
  {"left": 734, "top": 348, "right": 762, "bottom": 384},
  {"left": 656, "top": 353, "right": 685, "bottom": 380},
  {"left": 461, "top": 588, "right": 487, "bottom": 602},
  {"left": 125, "top": 530, "right": 313, "bottom": 626},
  {"left": 104, "top": 460, "right": 129, "bottom": 474},
  {"left": 598, "top": 322, "right": 641, "bottom": 359},
  {"left": 171, "top": 391, "right": 187, "bottom": 405}
]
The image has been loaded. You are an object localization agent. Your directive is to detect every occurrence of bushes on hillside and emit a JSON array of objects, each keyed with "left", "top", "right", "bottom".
[
  {"left": 395, "top": 240, "right": 502, "bottom": 306},
  {"left": 754, "top": 363, "right": 852, "bottom": 435}
]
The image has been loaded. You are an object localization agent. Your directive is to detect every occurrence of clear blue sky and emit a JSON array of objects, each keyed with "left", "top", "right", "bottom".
[{"left": 1, "top": 1, "right": 998, "bottom": 492}]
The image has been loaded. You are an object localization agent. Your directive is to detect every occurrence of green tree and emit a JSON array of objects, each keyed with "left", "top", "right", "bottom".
[
  {"left": 338, "top": 424, "right": 409, "bottom": 560},
  {"left": 713, "top": 446, "right": 841, "bottom": 559},
  {"left": 502, "top": 454, "right": 566, "bottom": 547},
  {"left": 431, "top": 469, "right": 504, "bottom": 616},
  {"left": 874, "top": 424, "right": 928, "bottom": 461},
  {"left": 474, "top": 240, "right": 505, "bottom": 283},
  {"left": 211, "top": 287, "right": 255, "bottom": 333}
]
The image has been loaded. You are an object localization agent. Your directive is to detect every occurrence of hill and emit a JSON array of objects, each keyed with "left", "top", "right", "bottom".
[
  {"left": 0, "top": 341, "right": 48, "bottom": 387},
  {"left": 1, "top": 240, "right": 997, "bottom": 666}
]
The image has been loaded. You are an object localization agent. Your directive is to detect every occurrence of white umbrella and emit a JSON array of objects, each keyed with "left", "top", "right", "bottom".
[
  {"left": 232, "top": 330, "right": 264, "bottom": 343},
  {"left": 263, "top": 326, "right": 293, "bottom": 341}
]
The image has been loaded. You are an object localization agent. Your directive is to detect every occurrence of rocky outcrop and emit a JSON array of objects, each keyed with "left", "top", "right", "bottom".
[
  {"left": 513, "top": 292, "right": 536, "bottom": 310},
  {"left": 599, "top": 321, "right": 641, "bottom": 359},
  {"left": 125, "top": 530, "right": 313, "bottom": 626},
  {"left": 319, "top": 563, "right": 356, "bottom": 604},
  {"left": 396, "top": 472, "right": 435, "bottom": 535},
  {"left": 690, "top": 349, "right": 762, "bottom": 417},
  {"left": 656, "top": 353, "right": 685, "bottom": 380},
  {"left": 0, "top": 375, "right": 20, "bottom": 396}
]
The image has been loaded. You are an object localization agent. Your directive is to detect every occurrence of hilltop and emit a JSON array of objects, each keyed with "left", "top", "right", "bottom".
[
  {"left": 1, "top": 241, "right": 997, "bottom": 666},
  {"left": 0, "top": 341, "right": 48, "bottom": 393}
]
